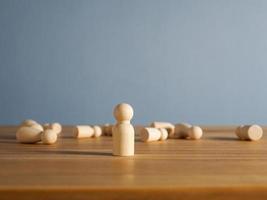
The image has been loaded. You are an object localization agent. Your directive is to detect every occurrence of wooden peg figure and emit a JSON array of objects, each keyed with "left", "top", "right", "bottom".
[
  {"left": 174, "top": 123, "right": 203, "bottom": 140},
  {"left": 112, "top": 103, "right": 135, "bottom": 156},
  {"left": 235, "top": 125, "right": 263, "bottom": 141},
  {"left": 140, "top": 127, "right": 168, "bottom": 142},
  {"left": 150, "top": 122, "right": 175, "bottom": 138}
]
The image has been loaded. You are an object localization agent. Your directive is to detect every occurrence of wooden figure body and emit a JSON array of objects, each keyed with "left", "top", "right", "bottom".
[
  {"left": 150, "top": 122, "right": 175, "bottom": 138},
  {"left": 43, "top": 123, "right": 62, "bottom": 135},
  {"left": 174, "top": 123, "right": 192, "bottom": 138},
  {"left": 235, "top": 125, "right": 244, "bottom": 139},
  {"left": 30, "top": 123, "right": 44, "bottom": 132},
  {"left": 73, "top": 126, "right": 94, "bottom": 138},
  {"left": 92, "top": 125, "right": 102, "bottom": 137},
  {"left": 175, "top": 123, "right": 203, "bottom": 140},
  {"left": 16, "top": 126, "right": 42, "bottom": 144},
  {"left": 235, "top": 125, "right": 263, "bottom": 141},
  {"left": 20, "top": 119, "right": 38, "bottom": 127},
  {"left": 112, "top": 103, "right": 135, "bottom": 156},
  {"left": 41, "top": 129, "right": 58, "bottom": 144},
  {"left": 140, "top": 127, "right": 168, "bottom": 142},
  {"left": 73, "top": 125, "right": 103, "bottom": 138}
]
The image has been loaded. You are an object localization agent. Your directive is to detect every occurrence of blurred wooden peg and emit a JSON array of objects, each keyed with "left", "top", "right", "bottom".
[
  {"left": 175, "top": 123, "right": 203, "bottom": 140},
  {"left": 43, "top": 122, "right": 62, "bottom": 135},
  {"left": 16, "top": 126, "right": 42, "bottom": 144},
  {"left": 41, "top": 129, "right": 58, "bottom": 144},
  {"left": 92, "top": 125, "right": 102, "bottom": 137},
  {"left": 20, "top": 119, "right": 43, "bottom": 132},
  {"left": 30, "top": 123, "right": 44, "bottom": 132},
  {"left": 20, "top": 119, "right": 38, "bottom": 127},
  {"left": 101, "top": 124, "right": 113, "bottom": 136},
  {"left": 174, "top": 123, "right": 192, "bottom": 138},
  {"left": 150, "top": 122, "right": 175, "bottom": 138},
  {"left": 73, "top": 125, "right": 102, "bottom": 138},
  {"left": 236, "top": 125, "right": 263, "bottom": 141},
  {"left": 134, "top": 125, "right": 144, "bottom": 136},
  {"left": 235, "top": 125, "right": 244, "bottom": 140},
  {"left": 188, "top": 126, "right": 203, "bottom": 140},
  {"left": 73, "top": 126, "right": 94, "bottom": 138},
  {"left": 140, "top": 127, "right": 168, "bottom": 142}
]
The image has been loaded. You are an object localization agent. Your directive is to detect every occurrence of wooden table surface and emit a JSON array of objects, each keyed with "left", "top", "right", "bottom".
[{"left": 1, "top": 125, "right": 267, "bottom": 200}]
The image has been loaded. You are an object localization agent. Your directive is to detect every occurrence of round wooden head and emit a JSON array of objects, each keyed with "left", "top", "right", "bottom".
[
  {"left": 188, "top": 126, "right": 203, "bottom": 140},
  {"left": 21, "top": 119, "right": 38, "bottom": 127},
  {"left": 113, "top": 103, "right": 134, "bottom": 122},
  {"left": 247, "top": 125, "right": 263, "bottom": 141}
]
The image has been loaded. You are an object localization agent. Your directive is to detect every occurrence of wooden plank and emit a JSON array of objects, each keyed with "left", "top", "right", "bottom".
[{"left": 0, "top": 126, "right": 267, "bottom": 199}]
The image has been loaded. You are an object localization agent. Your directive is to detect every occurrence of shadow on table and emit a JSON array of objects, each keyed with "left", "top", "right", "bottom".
[
  {"left": 206, "top": 136, "right": 239, "bottom": 141},
  {"left": 60, "top": 135, "right": 75, "bottom": 139}
]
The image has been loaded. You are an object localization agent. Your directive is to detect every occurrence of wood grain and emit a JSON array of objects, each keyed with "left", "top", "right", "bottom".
[{"left": 1, "top": 125, "right": 267, "bottom": 199}]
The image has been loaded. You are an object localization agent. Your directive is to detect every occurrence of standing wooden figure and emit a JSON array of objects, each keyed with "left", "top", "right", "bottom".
[{"left": 112, "top": 103, "right": 135, "bottom": 156}]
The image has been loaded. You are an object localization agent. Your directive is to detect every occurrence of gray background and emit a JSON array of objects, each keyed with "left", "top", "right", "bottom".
[{"left": 0, "top": 0, "right": 267, "bottom": 125}]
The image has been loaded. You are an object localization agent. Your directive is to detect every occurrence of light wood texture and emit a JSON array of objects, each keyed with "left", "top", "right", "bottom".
[
  {"left": 74, "top": 125, "right": 103, "bottom": 138},
  {"left": 112, "top": 103, "right": 135, "bottom": 156},
  {"left": 43, "top": 123, "right": 50, "bottom": 130},
  {"left": 1, "top": 125, "right": 267, "bottom": 200},
  {"left": 174, "top": 122, "right": 192, "bottom": 138},
  {"left": 20, "top": 119, "right": 38, "bottom": 127},
  {"left": 47, "top": 123, "right": 62, "bottom": 135},
  {"left": 30, "top": 123, "right": 44, "bottom": 132},
  {"left": 92, "top": 125, "right": 102, "bottom": 137},
  {"left": 16, "top": 126, "right": 42, "bottom": 143},
  {"left": 41, "top": 129, "right": 58, "bottom": 144},
  {"left": 150, "top": 122, "right": 175, "bottom": 138},
  {"left": 175, "top": 123, "right": 203, "bottom": 140},
  {"left": 237, "top": 125, "right": 263, "bottom": 141},
  {"left": 188, "top": 126, "right": 203, "bottom": 140},
  {"left": 140, "top": 127, "right": 168, "bottom": 142},
  {"left": 73, "top": 125, "right": 94, "bottom": 138},
  {"left": 20, "top": 120, "right": 43, "bottom": 132}
]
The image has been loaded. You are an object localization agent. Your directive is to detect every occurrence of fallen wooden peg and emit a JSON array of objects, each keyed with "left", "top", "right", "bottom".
[
  {"left": 150, "top": 122, "right": 175, "bottom": 138},
  {"left": 235, "top": 125, "right": 263, "bottom": 141},
  {"left": 174, "top": 123, "right": 203, "bottom": 140},
  {"left": 140, "top": 127, "right": 168, "bottom": 142}
]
